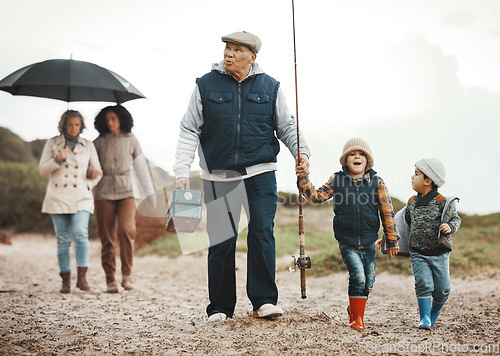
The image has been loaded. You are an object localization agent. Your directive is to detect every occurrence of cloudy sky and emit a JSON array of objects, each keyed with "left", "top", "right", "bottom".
[{"left": 1, "top": 0, "right": 499, "bottom": 214}]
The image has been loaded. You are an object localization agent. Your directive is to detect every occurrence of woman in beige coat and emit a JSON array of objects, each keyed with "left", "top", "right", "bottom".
[
  {"left": 93, "top": 105, "right": 156, "bottom": 293},
  {"left": 39, "top": 110, "right": 102, "bottom": 293}
]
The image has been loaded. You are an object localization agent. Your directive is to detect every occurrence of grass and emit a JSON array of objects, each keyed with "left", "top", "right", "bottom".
[
  {"left": 137, "top": 204, "right": 500, "bottom": 277},
  {"left": 236, "top": 225, "right": 336, "bottom": 256},
  {"left": 449, "top": 225, "right": 500, "bottom": 275},
  {"left": 308, "top": 224, "right": 500, "bottom": 277},
  {"left": 136, "top": 234, "right": 184, "bottom": 258}
]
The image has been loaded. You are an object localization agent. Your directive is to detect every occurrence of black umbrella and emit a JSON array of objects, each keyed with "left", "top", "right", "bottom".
[{"left": 0, "top": 58, "right": 145, "bottom": 104}]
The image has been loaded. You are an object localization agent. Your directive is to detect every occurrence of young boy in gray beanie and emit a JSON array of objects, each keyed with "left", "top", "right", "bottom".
[
  {"left": 296, "top": 137, "right": 399, "bottom": 330},
  {"left": 405, "top": 158, "right": 461, "bottom": 329}
]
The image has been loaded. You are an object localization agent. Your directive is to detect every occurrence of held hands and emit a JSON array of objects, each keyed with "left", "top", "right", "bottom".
[
  {"left": 176, "top": 177, "right": 190, "bottom": 190},
  {"left": 386, "top": 246, "right": 399, "bottom": 260},
  {"left": 439, "top": 223, "right": 451, "bottom": 234},
  {"left": 375, "top": 238, "right": 399, "bottom": 260},
  {"left": 91, "top": 170, "right": 103, "bottom": 180},
  {"left": 295, "top": 153, "right": 310, "bottom": 176}
]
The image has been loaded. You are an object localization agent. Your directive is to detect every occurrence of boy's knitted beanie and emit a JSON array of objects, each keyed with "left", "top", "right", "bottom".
[
  {"left": 339, "top": 137, "right": 374, "bottom": 170},
  {"left": 415, "top": 158, "right": 446, "bottom": 187}
]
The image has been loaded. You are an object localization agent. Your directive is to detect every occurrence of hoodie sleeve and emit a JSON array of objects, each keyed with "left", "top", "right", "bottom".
[
  {"left": 446, "top": 200, "right": 461, "bottom": 234},
  {"left": 273, "top": 87, "right": 310, "bottom": 158},
  {"left": 173, "top": 86, "right": 204, "bottom": 179}
]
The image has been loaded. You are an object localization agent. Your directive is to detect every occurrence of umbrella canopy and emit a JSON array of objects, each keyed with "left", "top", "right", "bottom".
[{"left": 0, "top": 59, "right": 145, "bottom": 104}]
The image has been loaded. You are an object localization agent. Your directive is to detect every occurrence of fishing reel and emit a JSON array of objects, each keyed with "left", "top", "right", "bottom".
[{"left": 289, "top": 254, "right": 312, "bottom": 272}]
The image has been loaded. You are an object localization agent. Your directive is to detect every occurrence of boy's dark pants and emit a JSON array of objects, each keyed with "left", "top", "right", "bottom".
[{"left": 203, "top": 172, "right": 278, "bottom": 318}]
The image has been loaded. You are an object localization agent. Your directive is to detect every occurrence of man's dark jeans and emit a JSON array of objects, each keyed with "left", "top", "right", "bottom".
[{"left": 203, "top": 171, "right": 278, "bottom": 318}]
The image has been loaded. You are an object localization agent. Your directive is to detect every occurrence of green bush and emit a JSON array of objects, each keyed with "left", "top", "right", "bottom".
[
  {"left": 0, "top": 161, "right": 52, "bottom": 232},
  {"left": 310, "top": 246, "right": 346, "bottom": 275},
  {"left": 458, "top": 212, "right": 500, "bottom": 229},
  {"left": 0, "top": 127, "right": 36, "bottom": 163},
  {"left": 449, "top": 225, "right": 500, "bottom": 274}
]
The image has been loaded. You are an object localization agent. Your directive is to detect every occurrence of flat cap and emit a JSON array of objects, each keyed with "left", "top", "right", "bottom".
[{"left": 221, "top": 31, "right": 261, "bottom": 53}]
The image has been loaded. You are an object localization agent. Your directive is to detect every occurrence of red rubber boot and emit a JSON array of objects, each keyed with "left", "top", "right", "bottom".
[{"left": 349, "top": 296, "right": 367, "bottom": 330}]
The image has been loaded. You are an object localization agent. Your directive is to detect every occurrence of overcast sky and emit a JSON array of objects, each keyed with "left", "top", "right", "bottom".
[{"left": 1, "top": 0, "right": 499, "bottom": 214}]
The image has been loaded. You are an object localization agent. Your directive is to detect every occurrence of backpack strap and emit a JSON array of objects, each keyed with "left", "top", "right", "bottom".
[
  {"left": 435, "top": 194, "right": 446, "bottom": 203},
  {"left": 408, "top": 196, "right": 417, "bottom": 204}
]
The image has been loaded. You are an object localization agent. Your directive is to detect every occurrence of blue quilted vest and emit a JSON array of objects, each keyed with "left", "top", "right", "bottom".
[
  {"left": 197, "top": 70, "right": 280, "bottom": 173},
  {"left": 332, "top": 167, "right": 381, "bottom": 246}
]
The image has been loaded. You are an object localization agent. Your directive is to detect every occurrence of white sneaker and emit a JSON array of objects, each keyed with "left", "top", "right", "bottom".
[
  {"left": 252, "top": 304, "right": 283, "bottom": 318},
  {"left": 207, "top": 312, "right": 227, "bottom": 322}
]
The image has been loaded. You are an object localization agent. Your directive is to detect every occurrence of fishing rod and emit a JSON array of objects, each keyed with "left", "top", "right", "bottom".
[{"left": 290, "top": 0, "right": 311, "bottom": 299}]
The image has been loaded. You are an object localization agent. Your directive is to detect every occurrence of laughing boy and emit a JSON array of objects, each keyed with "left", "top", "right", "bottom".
[{"left": 296, "top": 137, "right": 399, "bottom": 330}]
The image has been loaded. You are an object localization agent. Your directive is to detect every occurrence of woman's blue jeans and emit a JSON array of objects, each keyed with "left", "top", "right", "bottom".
[
  {"left": 410, "top": 251, "right": 451, "bottom": 303},
  {"left": 339, "top": 242, "right": 376, "bottom": 297},
  {"left": 50, "top": 211, "right": 91, "bottom": 273}
]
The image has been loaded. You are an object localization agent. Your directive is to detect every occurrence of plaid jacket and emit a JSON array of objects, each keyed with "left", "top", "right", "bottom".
[{"left": 298, "top": 168, "right": 399, "bottom": 248}]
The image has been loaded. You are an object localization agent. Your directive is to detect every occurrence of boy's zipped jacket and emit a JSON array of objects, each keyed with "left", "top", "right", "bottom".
[
  {"left": 333, "top": 168, "right": 381, "bottom": 246},
  {"left": 298, "top": 167, "right": 399, "bottom": 248},
  {"left": 403, "top": 190, "right": 461, "bottom": 255}
]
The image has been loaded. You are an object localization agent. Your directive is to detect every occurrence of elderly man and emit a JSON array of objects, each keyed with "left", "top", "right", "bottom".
[{"left": 174, "top": 31, "right": 310, "bottom": 321}]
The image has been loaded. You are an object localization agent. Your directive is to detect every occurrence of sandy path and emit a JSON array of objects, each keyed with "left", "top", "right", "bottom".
[{"left": 0, "top": 234, "right": 499, "bottom": 355}]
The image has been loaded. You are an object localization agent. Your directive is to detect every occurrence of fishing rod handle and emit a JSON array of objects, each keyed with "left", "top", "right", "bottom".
[{"left": 300, "top": 269, "right": 307, "bottom": 299}]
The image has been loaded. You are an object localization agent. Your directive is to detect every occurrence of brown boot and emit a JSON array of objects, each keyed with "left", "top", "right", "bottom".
[
  {"left": 122, "top": 275, "right": 134, "bottom": 291},
  {"left": 59, "top": 272, "right": 71, "bottom": 293},
  {"left": 106, "top": 276, "right": 119, "bottom": 293},
  {"left": 76, "top": 267, "right": 91, "bottom": 291}
]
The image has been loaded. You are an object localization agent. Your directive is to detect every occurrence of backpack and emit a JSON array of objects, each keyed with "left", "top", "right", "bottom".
[
  {"left": 381, "top": 207, "right": 410, "bottom": 257},
  {"left": 381, "top": 195, "right": 459, "bottom": 257}
]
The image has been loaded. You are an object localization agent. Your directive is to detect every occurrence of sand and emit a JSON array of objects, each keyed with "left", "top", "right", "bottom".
[{"left": 0, "top": 234, "right": 499, "bottom": 355}]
